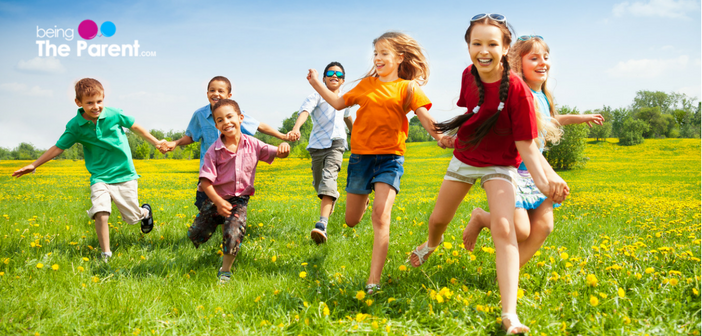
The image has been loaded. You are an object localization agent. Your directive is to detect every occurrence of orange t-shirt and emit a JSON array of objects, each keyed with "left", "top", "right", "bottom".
[{"left": 343, "top": 77, "right": 432, "bottom": 156}]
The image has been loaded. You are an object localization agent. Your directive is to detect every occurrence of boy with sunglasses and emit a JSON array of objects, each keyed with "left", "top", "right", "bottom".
[{"left": 287, "top": 62, "right": 353, "bottom": 244}]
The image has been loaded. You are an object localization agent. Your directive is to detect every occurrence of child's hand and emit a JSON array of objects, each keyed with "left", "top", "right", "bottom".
[
  {"left": 438, "top": 135, "right": 455, "bottom": 149},
  {"left": 287, "top": 129, "right": 301, "bottom": 142},
  {"left": 215, "top": 200, "right": 233, "bottom": 217},
  {"left": 159, "top": 141, "right": 176, "bottom": 154},
  {"left": 547, "top": 174, "right": 570, "bottom": 204},
  {"left": 584, "top": 114, "right": 604, "bottom": 127},
  {"left": 12, "top": 164, "right": 36, "bottom": 178},
  {"left": 277, "top": 142, "right": 290, "bottom": 158},
  {"left": 307, "top": 69, "right": 321, "bottom": 86}
]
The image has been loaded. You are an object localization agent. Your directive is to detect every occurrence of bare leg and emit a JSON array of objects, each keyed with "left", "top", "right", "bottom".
[
  {"left": 94, "top": 212, "right": 110, "bottom": 253},
  {"left": 482, "top": 179, "right": 525, "bottom": 333},
  {"left": 518, "top": 200, "right": 554, "bottom": 267},
  {"left": 320, "top": 195, "right": 334, "bottom": 218},
  {"left": 221, "top": 255, "right": 235, "bottom": 272},
  {"left": 409, "top": 180, "right": 471, "bottom": 267},
  {"left": 366, "top": 183, "right": 396, "bottom": 285},
  {"left": 462, "top": 208, "right": 488, "bottom": 252},
  {"left": 345, "top": 193, "right": 369, "bottom": 228}
]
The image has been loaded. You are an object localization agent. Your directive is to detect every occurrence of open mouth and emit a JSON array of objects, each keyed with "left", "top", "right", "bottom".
[{"left": 477, "top": 58, "right": 493, "bottom": 66}]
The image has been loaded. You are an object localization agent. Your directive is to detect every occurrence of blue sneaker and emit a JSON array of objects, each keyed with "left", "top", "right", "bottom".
[{"left": 310, "top": 221, "right": 327, "bottom": 244}]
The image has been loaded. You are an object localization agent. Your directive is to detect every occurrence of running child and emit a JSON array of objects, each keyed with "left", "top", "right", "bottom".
[
  {"left": 406, "top": 15, "right": 568, "bottom": 334},
  {"left": 463, "top": 35, "right": 604, "bottom": 269},
  {"left": 187, "top": 99, "right": 290, "bottom": 284},
  {"left": 307, "top": 32, "right": 446, "bottom": 294},
  {"left": 160, "top": 76, "right": 291, "bottom": 209},
  {"left": 287, "top": 61, "right": 353, "bottom": 244},
  {"left": 12, "top": 78, "right": 163, "bottom": 261}
]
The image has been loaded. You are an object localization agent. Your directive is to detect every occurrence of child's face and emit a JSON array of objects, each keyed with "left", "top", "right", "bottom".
[
  {"left": 521, "top": 45, "right": 550, "bottom": 90},
  {"left": 468, "top": 23, "right": 509, "bottom": 83},
  {"left": 213, "top": 105, "right": 244, "bottom": 138},
  {"left": 323, "top": 66, "right": 345, "bottom": 91},
  {"left": 207, "top": 80, "right": 232, "bottom": 108},
  {"left": 75, "top": 93, "right": 105, "bottom": 122},
  {"left": 374, "top": 41, "right": 404, "bottom": 79}
]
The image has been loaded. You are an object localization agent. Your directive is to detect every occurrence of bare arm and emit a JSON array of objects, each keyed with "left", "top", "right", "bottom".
[
  {"left": 130, "top": 123, "right": 164, "bottom": 147},
  {"left": 307, "top": 69, "right": 347, "bottom": 110},
  {"left": 554, "top": 114, "right": 604, "bottom": 127},
  {"left": 12, "top": 146, "right": 64, "bottom": 178},
  {"left": 515, "top": 139, "right": 568, "bottom": 203},
  {"left": 160, "top": 134, "right": 195, "bottom": 154},
  {"left": 415, "top": 106, "right": 446, "bottom": 146},
  {"left": 287, "top": 111, "right": 310, "bottom": 142},
  {"left": 200, "top": 179, "right": 232, "bottom": 217},
  {"left": 258, "top": 122, "right": 288, "bottom": 141},
  {"left": 344, "top": 116, "right": 353, "bottom": 133}
]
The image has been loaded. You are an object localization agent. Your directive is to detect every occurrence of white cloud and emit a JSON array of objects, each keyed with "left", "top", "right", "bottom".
[
  {"left": 606, "top": 55, "right": 689, "bottom": 78},
  {"left": 15, "top": 57, "right": 66, "bottom": 74},
  {"left": 613, "top": 0, "right": 699, "bottom": 18},
  {"left": 0, "top": 83, "right": 53, "bottom": 97},
  {"left": 677, "top": 85, "right": 701, "bottom": 99}
]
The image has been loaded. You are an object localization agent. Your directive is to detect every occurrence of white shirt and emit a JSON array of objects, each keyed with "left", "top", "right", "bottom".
[{"left": 298, "top": 92, "right": 351, "bottom": 149}]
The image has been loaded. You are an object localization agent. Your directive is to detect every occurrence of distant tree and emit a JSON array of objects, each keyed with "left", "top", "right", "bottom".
[
  {"left": 634, "top": 107, "right": 673, "bottom": 138},
  {"left": 134, "top": 141, "right": 150, "bottom": 159},
  {"left": 610, "top": 107, "right": 631, "bottom": 138},
  {"left": 406, "top": 116, "right": 432, "bottom": 142},
  {"left": 632, "top": 90, "right": 673, "bottom": 113},
  {"left": 58, "top": 143, "right": 84, "bottom": 160},
  {"left": 618, "top": 117, "right": 649, "bottom": 146},
  {"left": 13, "top": 142, "right": 40, "bottom": 160},
  {"left": 543, "top": 106, "right": 589, "bottom": 170},
  {"left": 0, "top": 147, "right": 11, "bottom": 160},
  {"left": 586, "top": 108, "right": 612, "bottom": 141}
]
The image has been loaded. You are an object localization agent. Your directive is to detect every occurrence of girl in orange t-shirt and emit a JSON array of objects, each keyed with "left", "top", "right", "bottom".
[{"left": 307, "top": 31, "right": 447, "bottom": 294}]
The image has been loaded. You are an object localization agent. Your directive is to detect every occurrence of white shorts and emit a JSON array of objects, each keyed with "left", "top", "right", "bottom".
[
  {"left": 443, "top": 156, "right": 518, "bottom": 190},
  {"left": 87, "top": 180, "right": 147, "bottom": 225}
]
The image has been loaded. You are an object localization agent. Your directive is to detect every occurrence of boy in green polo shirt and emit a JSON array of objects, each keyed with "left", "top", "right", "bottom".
[{"left": 12, "top": 78, "right": 164, "bottom": 261}]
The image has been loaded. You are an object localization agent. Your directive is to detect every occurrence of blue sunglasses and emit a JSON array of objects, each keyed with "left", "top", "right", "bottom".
[
  {"left": 325, "top": 70, "right": 344, "bottom": 79},
  {"left": 470, "top": 13, "right": 506, "bottom": 23},
  {"left": 518, "top": 35, "right": 544, "bottom": 41}
]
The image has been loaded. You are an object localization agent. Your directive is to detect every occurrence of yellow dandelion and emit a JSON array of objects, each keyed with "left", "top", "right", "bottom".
[
  {"left": 560, "top": 252, "right": 569, "bottom": 260},
  {"left": 693, "top": 288, "right": 699, "bottom": 296},
  {"left": 0, "top": 272, "right": 4, "bottom": 276},
  {"left": 91, "top": 276, "right": 99, "bottom": 283},
  {"left": 36, "top": 263, "right": 44, "bottom": 269},
  {"left": 303, "top": 301, "right": 308, "bottom": 307},
  {"left": 669, "top": 278, "right": 679, "bottom": 286},
  {"left": 51, "top": 264, "right": 59, "bottom": 271},
  {"left": 372, "top": 321, "right": 379, "bottom": 329},
  {"left": 623, "top": 316, "right": 631, "bottom": 324},
  {"left": 271, "top": 256, "right": 277, "bottom": 262},
  {"left": 436, "top": 295, "right": 444, "bottom": 303},
  {"left": 645, "top": 267, "right": 654, "bottom": 274},
  {"left": 388, "top": 298, "right": 396, "bottom": 303},
  {"left": 450, "top": 278, "right": 458, "bottom": 284},
  {"left": 517, "top": 288, "right": 524, "bottom": 299},
  {"left": 599, "top": 292, "right": 607, "bottom": 299},
  {"left": 586, "top": 274, "right": 598, "bottom": 287},
  {"left": 254, "top": 296, "right": 261, "bottom": 303},
  {"left": 399, "top": 265, "right": 407, "bottom": 271},
  {"left": 323, "top": 306, "right": 330, "bottom": 316},
  {"left": 590, "top": 296, "right": 599, "bottom": 306},
  {"left": 452, "top": 250, "right": 459, "bottom": 257},
  {"left": 299, "top": 271, "right": 307, "bottom": 278},
  {"left": 355, "top": 290, "right": 366, "bottom": 300},
  {"left": 443, "top": 242, "right": 452, "bottom": 249},
  {"left": 618, "top": 287, "right": 626, "bottom": 298},
  {"left": 365, "top": 299, "right": 373, "bottom": 306}
]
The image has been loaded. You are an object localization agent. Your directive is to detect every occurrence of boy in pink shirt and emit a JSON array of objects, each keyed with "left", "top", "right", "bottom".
[{"left": 188, "top": 99, "right": 290, "bottom": 283}]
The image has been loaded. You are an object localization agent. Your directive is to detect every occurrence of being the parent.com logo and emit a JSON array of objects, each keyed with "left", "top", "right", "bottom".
[{"left": 35, "top": 20, "right": 156, "bottom": 57}]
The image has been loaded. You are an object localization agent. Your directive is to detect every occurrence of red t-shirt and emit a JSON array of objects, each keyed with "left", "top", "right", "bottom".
[{"left": 453, "top": 65, "right": 538, "bottom": 167}]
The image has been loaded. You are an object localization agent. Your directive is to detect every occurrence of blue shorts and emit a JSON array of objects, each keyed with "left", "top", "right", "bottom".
[{"left": 346, "top": 154, "right": 404, "bottom": 195}]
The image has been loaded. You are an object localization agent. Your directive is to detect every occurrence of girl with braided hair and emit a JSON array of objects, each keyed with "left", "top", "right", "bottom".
[{"left": 407, "top": 14, "right": 568, "bottom": 334}]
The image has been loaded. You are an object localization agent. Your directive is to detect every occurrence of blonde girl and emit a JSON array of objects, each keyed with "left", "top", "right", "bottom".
[
  {"left": 307, "top": 32, "right": 446, "bottom": 294},
  {"left": 407, "top": 14, "right": 568, "bottom": 334},
  {"left": 463, "top": 36, "right": 603, "bottom": 269}
]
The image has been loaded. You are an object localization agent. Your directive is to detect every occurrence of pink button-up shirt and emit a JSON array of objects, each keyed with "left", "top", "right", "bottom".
[{"left": 198, "top": 134, "right": 277, "bottom": 198}]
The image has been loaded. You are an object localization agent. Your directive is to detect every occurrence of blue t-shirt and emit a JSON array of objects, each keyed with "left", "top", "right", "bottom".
[
  {"left": 518, "top": 90, "right": 551, "bottom": 171},
  {"left": 185, "top": 104, "right": 260, "bottom": 168}
]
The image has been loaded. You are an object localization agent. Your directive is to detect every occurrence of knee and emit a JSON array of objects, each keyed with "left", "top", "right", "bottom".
[
  {"left": 531, "top": 218, "right": 554, "bottom": 237},
  {"left": 345, "top": 218, "right": 359, "bottom": 228},
  {"left": 371, "top": 210, "right": 390, "bottom": 227},
  {"left": 489, "top": 218, "right": 512, "bottom": 241}
]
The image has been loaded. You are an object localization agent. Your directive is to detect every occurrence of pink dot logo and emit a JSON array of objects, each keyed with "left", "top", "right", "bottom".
[{"left": 78, "top": 20, "right": 98, "bottom": 40}]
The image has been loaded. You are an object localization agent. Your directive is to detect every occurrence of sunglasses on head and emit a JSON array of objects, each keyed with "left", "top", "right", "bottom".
[
  {"left": 325, "top": 70, "right": 344, "bottom": 79},
  {"left": 518, "top": 35, "right": 544, "bottom": 41},
  {"left": 470, "top": 13, "right": 506, "bottom": 23}
]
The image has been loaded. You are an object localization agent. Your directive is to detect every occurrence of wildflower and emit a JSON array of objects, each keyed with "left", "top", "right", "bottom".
[
  {"left": 452, "top": 250, "right": 459, "bottom": 257},
  {"left": 323, "top": 305, "right": 330, "bottom": 316},
  {"left": 372, "top": 321, "right": 379, "bottom": 329},
  {"left": 303, "top": 301, "right": 308, "bottom": 307},
  {"left": 450, "top": 278, "right": 458, "bottom": 284},
  {"left": 623, "top": 316, "right": 631, "bottom": 324},
  {"left": 436, "top": 294, "right": 444, "bottom": 303},
  {"left": 589, "top": 296, "right": 599, "bottom": 306},
  {"left": 271, "top": 256, "right": 276, "bottom": 262},
  {"left": 254, "top": 296, "right": 261, "bottom": 303},
  {"left": 299, "top": 271, "right": 307, "bottom": 278},
  {"left": 36, "top": 263, "right": 44, "bottom": 269},
  {"left": 586, "top": 274, "right": 598, "bottom": 287},
  {"left": 517, "top": 288, "right": 524, "bottom": 299},
  {"left": 82, "top": 257, "right": 89, "bottom": 261},
  {"left": 444, "top": 242, "right": 452, "bottom": 249},
  {"left": 51, "top": 264, "right": 59, "bottom": 271},
  {"left": 669, "top": 278, "right": 679, "bottom": 286},
  {"left": 398, "top": 265, "right": 407, "bottom": 271},
  {"left": 91, "top": 276, "right": 99, "bottom": 283},
  {"left": 560, "top": 252, "right": 569, "bottom": 260},
  {"left": 0, "top": 272, "right": 4, "bottom": 276},
  {"left": 365, "top": 299, "right": 373, "bottom": 306},
  {"left": 355, "top": 291, "right": 366, "bottom": 300},
  {"left": 388, "top": 298, "right": 396, "bottom": 303},
  {"left": 301, "top": 262, "right": 308, "bottom": 266},
  {"left": 355, "top": 313, "right": 367, "bottom": 322},
  {"left": 481, "top": 246, "right": 495, "bottom": 254},
  {"left": 693, "top": 288, "right": 699, "bottom": 296},
  {"left": 645, "top": 267, "right": 654, "bottom": 274},
  {"left": 618, "top": 287, "right": 626, "bottom": 298},
  {"left": 598, "top": 292, "right": 607, "bottom": 299}
]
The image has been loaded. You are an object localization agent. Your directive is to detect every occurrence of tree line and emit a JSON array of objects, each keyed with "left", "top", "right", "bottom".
[{"left": 2, "top": 90, "right": 698, "bottom": 164}]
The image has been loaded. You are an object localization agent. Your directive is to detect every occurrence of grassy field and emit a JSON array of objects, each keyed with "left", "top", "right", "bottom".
[{"left": 0, "top": 139, "right": 699, "bottom": 335}]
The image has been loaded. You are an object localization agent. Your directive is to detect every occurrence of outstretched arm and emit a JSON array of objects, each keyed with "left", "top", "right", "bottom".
[
  {"left": 287, "top": 111, "right": 310, "bottom": 142},
  {"left": 555, "top": 114, "right": 604, "bottom": 127},
  {"left": 130, "top": 123, "right": 165, "bottom": 148},
  {"left": 12, "top": 146, "right": 64, "bottom": 178},
  {"left": 415, "top": 107, "right": 448, "bottom": 147},
  {"left": 307, "top": 69, "right": 347, "bottom": 110},
  {"left": 257, "top": 122, "right": 288, "bottom": 141},
  {"left": 515, "top": 139, "right": 568, "bottom": 203}
]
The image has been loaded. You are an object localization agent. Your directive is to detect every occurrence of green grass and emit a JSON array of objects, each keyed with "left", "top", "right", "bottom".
[{"left": 0, "top": 139, "right": 699, "bottom": 335}]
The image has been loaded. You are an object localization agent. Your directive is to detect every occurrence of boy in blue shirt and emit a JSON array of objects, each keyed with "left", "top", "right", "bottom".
[
  {"left": 161, "top": 76, "right": 290, "bottom": 209},
  {"left": 12, "top": 78, "right": 164, "bottom": 261}
]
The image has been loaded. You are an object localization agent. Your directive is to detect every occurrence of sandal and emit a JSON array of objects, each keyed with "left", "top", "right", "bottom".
[
  {"left": 365, "top": 283, "right": 381, "bottom": 295},
  {"left": 217, "top": 268, "right": 232, "bottom": 284},
  {"left": 409, "top": 235, "right": 444, "bottom": 267},
  {"left": 501, "top": 313, "right": 529, "bottom": 335}
]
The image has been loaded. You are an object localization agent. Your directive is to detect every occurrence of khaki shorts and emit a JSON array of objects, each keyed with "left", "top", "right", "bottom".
[
  {"left": 444, "top": 156, "right": 518, "bottom": 190},
  {"left": 87, "top": 180, "right": 147, "bottom": 225}
]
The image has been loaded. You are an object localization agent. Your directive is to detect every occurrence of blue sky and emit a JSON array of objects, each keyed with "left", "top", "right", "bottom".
[{"left": 0, "top": 0, "right": 699, "bottom": 149}]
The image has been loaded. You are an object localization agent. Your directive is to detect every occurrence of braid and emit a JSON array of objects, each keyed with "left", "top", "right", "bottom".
[
  {"left": 499, "top": 56, "right": 510, "bottom": 103},
  {"left": 470, "top": 64, "right": 485, "bottom": 106}
]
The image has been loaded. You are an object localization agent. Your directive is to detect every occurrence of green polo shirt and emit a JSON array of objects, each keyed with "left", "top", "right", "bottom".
[{"left": 56, "top": 107, "right": 139, "bottom": 185}]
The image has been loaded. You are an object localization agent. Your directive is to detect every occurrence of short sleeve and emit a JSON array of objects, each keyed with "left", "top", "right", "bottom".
[
  {"left": 457, "top": 67, "right": 472, "bottom": 108},
  {"left": 55, "top": 128, "right": 78, "bottom": 150},
  {"left": 113, "top": 109, "right": 135, "bottom": 129},
  {"left": 198, "top": 148, "right": 218, "bottom": 183},
  {"left": 251, "top": 137, "right": 277, "bottom": 164},
  {"left": 241, "top": 112, "right": 260, "bottom": 136},
  {"left": 343, "top": 80, "right": 364, "bottom": 107},
  {"left": 185, "top": 113, "right": 202, "bottom": 142},
  {"left": 299, "top": 93, "right": 320, "bottom": 115},
  {"left": 409, "top": 84, "right": 432, "bottom": 112}
]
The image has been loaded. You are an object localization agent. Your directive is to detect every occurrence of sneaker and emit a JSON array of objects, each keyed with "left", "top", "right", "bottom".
[
  {"left": 217, "top": 268, "right": 232, "bottom": 284},
  {"left": 310, "top": 221, "right": 327, "bottom": 244},
  {"left": 140, "top": 203, "right": 154, "bottom": 234},
  {"left": 100, "top": 252, "right": 112, "bottom": 262}
]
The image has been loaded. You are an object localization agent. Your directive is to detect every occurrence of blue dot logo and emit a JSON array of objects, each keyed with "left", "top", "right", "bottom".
[{"left": 100, "top": 21, "right": 116, "bottom": 37}]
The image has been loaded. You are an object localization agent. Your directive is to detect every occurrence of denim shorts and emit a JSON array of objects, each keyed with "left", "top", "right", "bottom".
[{"left": 346, "top": 154, "right": 404, "bottom": 194}]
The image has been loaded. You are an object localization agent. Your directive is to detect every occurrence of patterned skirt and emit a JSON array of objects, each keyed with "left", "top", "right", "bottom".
[{"left": 515, "top": 169, "right": 561, "bottom": 210}]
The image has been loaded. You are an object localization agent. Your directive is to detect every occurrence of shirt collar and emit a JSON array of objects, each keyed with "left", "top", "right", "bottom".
[
  {"left": 213, "top": 133, "right": 248, "bottom": 151},
  {"left": 76, "top": 107, "right": 106, "bottom": 126}
]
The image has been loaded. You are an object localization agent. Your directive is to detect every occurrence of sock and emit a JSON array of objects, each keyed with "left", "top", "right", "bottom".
[
  {"left": 102, "top": 251, "right": 112, "bottom": 257},
  {"left": 319, "top": 216, "right": 328, "bottom": 225}
]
